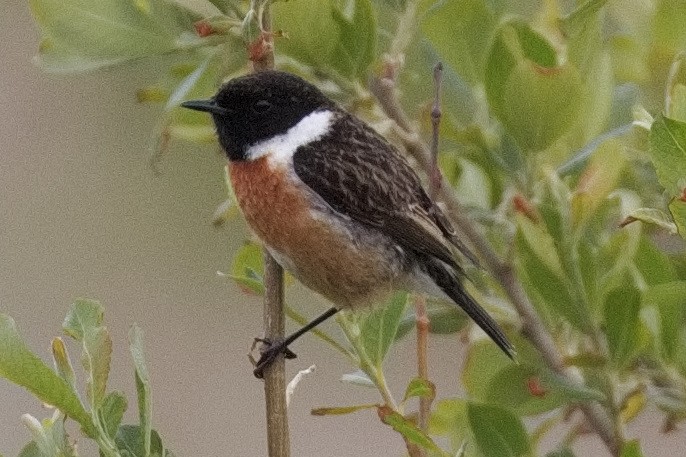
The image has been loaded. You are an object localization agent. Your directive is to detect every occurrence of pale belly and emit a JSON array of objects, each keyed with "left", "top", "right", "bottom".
[{"left": 229, "top": 158, "right": 405, "bottom": 308}]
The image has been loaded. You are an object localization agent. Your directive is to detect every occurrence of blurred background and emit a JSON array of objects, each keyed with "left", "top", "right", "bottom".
[{"left": 1, "top": 2, "right": 685, "bottom": 456}]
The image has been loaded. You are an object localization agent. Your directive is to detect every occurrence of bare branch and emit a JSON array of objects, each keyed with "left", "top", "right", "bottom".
[
  {"left": 249, "top": 4, "right": 291, "bottom": 457},
  {"left": 429, "top": 62, "right": 443, "bottom": 199},
  {"left": 261, "top": 251, "right": 291, "bottom": 457}
]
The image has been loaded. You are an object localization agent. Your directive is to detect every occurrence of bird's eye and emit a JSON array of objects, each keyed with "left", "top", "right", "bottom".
[{"left": 253, "top": 100, "right": 273, "bottom": 114}]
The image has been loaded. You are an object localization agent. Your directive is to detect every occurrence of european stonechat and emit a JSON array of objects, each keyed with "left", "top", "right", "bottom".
[{"left": 182, "top": 70, "right": 514, "bottom": 377}]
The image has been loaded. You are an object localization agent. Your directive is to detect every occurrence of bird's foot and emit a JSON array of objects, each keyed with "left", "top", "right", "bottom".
[{"left": 251, "top": 338, "right": 297, "bottom": 379}]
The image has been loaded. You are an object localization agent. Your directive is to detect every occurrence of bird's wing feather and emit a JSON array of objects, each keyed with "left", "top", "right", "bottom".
[{"left": 292, "top": 112, "right": 463, "bottom": 268}]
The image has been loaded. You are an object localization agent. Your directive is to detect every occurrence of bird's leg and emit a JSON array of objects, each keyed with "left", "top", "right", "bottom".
[{"left": 253, "top": 306, "right": 340, "bottom": 378}]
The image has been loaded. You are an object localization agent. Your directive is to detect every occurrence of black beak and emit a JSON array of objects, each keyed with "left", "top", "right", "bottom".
[{"left": 181, "top": 99, "right": 230, "bottom": 116}]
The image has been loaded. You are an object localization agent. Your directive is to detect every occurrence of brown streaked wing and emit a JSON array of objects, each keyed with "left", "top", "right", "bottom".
[{"left": 292, "top": 111, "right": 460, "bottom": 269}]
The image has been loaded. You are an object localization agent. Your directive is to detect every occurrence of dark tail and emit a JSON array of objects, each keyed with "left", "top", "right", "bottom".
[{"left": 424, "top": 258, "right": 516, "bottom": 359}]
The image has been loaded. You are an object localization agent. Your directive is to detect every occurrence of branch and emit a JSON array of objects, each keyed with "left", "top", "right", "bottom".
[
  {"left": 414, "top": 296, "right": 431, "bottom": 434},
  {"left": 369, "top": 72, "right": 621, "bottom": 456},
  {"left": 250, "top": 3, "right": 291, "bottom": 457},
  {"left": 261, "top": 251, "right": 291, "bottom": 457},
  {"left": 428, "top": 62, "right": 443, "bottom": 199}
]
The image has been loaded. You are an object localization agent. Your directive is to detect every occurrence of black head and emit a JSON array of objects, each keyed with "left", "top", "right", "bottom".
[{"left": 181, "top": 71, "right": 334, "bottom": 161}]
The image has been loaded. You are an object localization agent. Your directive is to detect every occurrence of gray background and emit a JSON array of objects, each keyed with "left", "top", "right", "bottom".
[{"left": 1, "top": 3, "right": 684, "bottom": 456}]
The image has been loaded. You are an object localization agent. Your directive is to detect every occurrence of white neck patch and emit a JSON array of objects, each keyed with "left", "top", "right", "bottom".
[{"left": 245, "top": 109, "right": 335, "bottom": 167}]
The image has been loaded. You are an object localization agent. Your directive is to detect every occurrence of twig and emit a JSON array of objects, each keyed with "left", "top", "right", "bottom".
[
  {"left": 249, "top": 4, "right": 290, "bottom": 457},
  {"left": 415, "top": 61, "right": 443, "bottom": 441},
  {"left": 429, "top": 62, "right": 443, "bottom": 199},
  {"left": 250, "top": 0, "right": 275, "bottom": 73},
  {"left": 261, "top": 251, "right": 291, "bottom": 457},
  {"left": 369, "top": 71, "right": 621, "bottom": 456},
  {"left": 414, "top": 296, "right": 431, "bottom": 433}
]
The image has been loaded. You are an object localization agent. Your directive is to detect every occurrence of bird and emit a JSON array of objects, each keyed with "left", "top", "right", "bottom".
[{"left": 181, "top": 70, "right": 514, "bottom": 377}]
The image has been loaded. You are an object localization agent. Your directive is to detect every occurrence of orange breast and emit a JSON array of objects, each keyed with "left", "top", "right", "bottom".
[
  {"left": 229, "top": 157, "right": 398, "bottom": 308},
  {"left": 229, "top": 156, "right": 311, "bottom": 250}
]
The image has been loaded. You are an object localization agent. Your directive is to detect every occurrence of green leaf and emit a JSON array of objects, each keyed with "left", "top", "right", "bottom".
[
  {"left": 620, "top": 440, "right": 644, "bottom": 457},
  {"left": 621, "top": 208, "right": 678, "bottom": 234},
  {"left": 668, "top": 198, "right": 686, "bottom": 240},
  {"left": 577, "top": 239, "right": 599, "bottom": 311},
  {"left": 429, "top": 399, "right": 475, "bottom": 456},
  {"left": 229, "top": 242, "right": 265, "bottom": 295},
  {"left": 467, "top": 402, "right": 531, "bottom": 457},
  {"left": 63, "top": 299, "right": 112, "bottom": 407},
  {"left": 634, "top": 236, "right": 677, "bottom": 286},
  {"left": 311, "top": 403, "right": 378, "bottom": 416},
  {"left": 340, "top": 370, "right": 376, "bottom": 387},
  {"left": 273, "top": 0, "right": 377, "bottom": 78},
  {"left": 50, "top": 416, "right": 78, "bottom": 457},
  {"left": 619, "top": 388, "right": 647, "bottom": 424},
  {"left": 18, "top": 442, "right": 42, "bottom": 457},
  {"left": 546, "top": 449, "right": 576, "bottom": 457},
  {"left": 420, "top": 0, "right": 497, "bottom": 84},
  {"left": 604, "top": 285, "right": 641, "bottom": 367},
  {"left": 484, "top": 364, "right": 605, "bottom": 416},
  {"left": 611, "top": 36, "right": 649, "bottom": 84},
  {"left": 561, "top": 0, "right": 608, "bottom": 77},
  {"left": 561, "top": 0, "right": 608, "bottom": 37},
  {"left": 501, "top": 60, "right": 583, "bottom": 151},
  {"left": 462, "top": 339, "right": 511, "bottom": 400},
  {"left": 51, "top": 337, "right": 78, "bottom": 396},
  {"left": 0, "top": 314, "right": 95, "bottom": 437},
  {"left": 402, "top": 377, "right": 436, "bottom": 403},
  {"left": 653, "top": 0, "right": 686, "bottom": 54},
  {"left": 515, "top": 215, "right": 565, "bottom": 278},
  {"left": 643, "top": 281, "right": 686, "bottom": 362},
  {"left": 165, "top": 53, "right": 217, "bottom": 111},
  {"left": 648, "top": 115, "right": 686, "bottom": 197},
  {"left": 165, "top": 51, "right": 241, "bottom": 145},
  {"left": 129, "top": 325, "right": 152, "bottom": 457},
  {"left": 597, "top": 223, "right": 642, "bottom": 306},
  {"left": 100, "top": 391, "right": 128, "bottom": 439},
  {"left": 331, "top": 0, "right": 377, "bottom": 78},
  {"left": 395, "top": 301, "right": 468, "bottom": 340},
  {"left": 485, "top": 20, "right": 557, "bottom": 118},
  {"left": 29, "top": 0, "right": 201, "bottom": 72},
  {"left": 515, "top": 216, "right": 588, "bottom": 330},
  {"left": 20, "top": 413, "right": 76, "bottom": 457},
  {"left": 571, "top": 139, "right": 626, "bottom": 224},
  {"left": 378, "top": 406, "right": 451, "bottom": 457},
  {"left": 115, "top": 425, "right": 170, "bottom": 457},
  {"left": 359, "top": 292, "right": 408, "bottom": 367},
  {"left": 669, "top": 83, "right": 686, "bottom": 123},
  {"left": 204, "top": 0, "right": 231, "bottom": 14},
  {"left": 62, "top": 299, "right": 103, "bottom": 340}
]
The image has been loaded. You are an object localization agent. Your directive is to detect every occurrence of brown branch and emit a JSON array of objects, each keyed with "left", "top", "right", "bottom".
[
  {"left": 429, "top": 62, "right": 443, "bottom": 199},
  {"left": 370, "top": 73, "right": 621, "bottom": 456},
  {"left": 261, "top": 252, "right": 291, "bottom": 457},
  {"left": 250, "top": 4, "right": 290, "bottom": 457}
]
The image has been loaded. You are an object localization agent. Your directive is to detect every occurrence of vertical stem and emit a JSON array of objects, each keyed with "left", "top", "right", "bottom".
[
  {"left": 414, "top": 296, "right": 430, "bottom": 434},
  {"left": 251, "top": 3, "right": 289, "bottom": 457},
  {"left": 262, "top": 251, "right": 291, "bottom": 457},
  {"left": 252, "top": 8, "right": 274, "bottom": 71},
  {"left": 429, "top": 62, "right": 443, "bottom": 199}
]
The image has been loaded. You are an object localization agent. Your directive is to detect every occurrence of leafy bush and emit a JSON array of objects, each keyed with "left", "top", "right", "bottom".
[{"left": 2, "top": 0, "right": 685, "bottom": 456}]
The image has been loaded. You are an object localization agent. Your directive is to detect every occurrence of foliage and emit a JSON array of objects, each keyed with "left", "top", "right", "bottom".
[
  {"left": 0, "top": 300, "right": 170, "bottom": 456},
  {"left": 4, "top": 0, "right": 685, "bottom": 456}
]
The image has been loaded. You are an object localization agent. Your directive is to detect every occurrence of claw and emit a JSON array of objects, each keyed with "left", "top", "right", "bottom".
[{"left": 252, "top": 338, "right": 298, "bottom": 379}]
